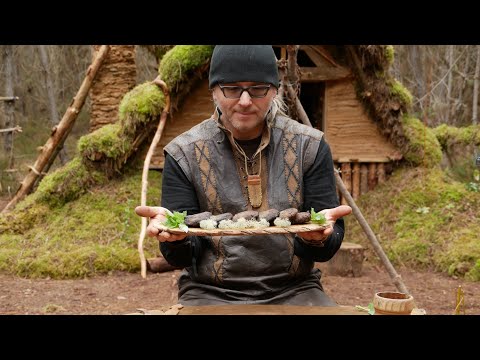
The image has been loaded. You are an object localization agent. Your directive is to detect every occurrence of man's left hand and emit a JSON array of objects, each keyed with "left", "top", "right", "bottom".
[{"left": 296, "top": 205, "right": 352, "bottom": 243}]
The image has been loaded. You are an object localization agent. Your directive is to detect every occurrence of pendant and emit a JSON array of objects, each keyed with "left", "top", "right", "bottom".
[{"left": 247, "top": 175, "right": 262, "bottom": 208}]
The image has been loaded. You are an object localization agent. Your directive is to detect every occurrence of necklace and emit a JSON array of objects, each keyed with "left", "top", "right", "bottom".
[{"left": 244, "top": 151, "right": 262, "bottom": 208}]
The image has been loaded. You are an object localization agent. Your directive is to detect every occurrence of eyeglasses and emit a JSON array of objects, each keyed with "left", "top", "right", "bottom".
[{"left": 218, "top": 84, "right": 271, "bottom": 99}]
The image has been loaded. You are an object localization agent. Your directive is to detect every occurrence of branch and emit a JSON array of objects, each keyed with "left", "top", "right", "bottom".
[
  {"left": 0, "top": 126, "right": 22, "bottom": 133},
  {"left": 0, "top": 96, "right": 19, "bottom": 102},
  {"left": 138, "top": 76, "right": 171, "bottom": 279}
]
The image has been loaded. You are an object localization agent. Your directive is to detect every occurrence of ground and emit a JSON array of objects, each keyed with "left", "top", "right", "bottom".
[
  {"left": 1, "top": 264, "right": 479, "bottom": 315},
  {"left": 0, "top": 195, "right": 478, "bottom": 315}
]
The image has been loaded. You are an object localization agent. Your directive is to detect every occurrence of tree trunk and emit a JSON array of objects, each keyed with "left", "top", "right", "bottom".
[
  {"left": 89, "top": 45, "right": 136, "bottom": 132},
  {"left": 2, "top": 45, "right": 15, "bottom": 169},
  {"left": 446, "top": 45, "right": 454, "bottom": 124},
  {"left": 473, "top": 45, "right": 480, "bottom": 125},
  {"left": 324, "top": 242, "right": 365, "bottom": 277},
  {"left": 38, "top": 45, "right": 68, "bottom": 165}
]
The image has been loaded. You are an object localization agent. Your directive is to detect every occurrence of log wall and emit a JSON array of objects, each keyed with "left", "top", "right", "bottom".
[
  {"left": 150, "top": 78, "right": 214, "bottom": 169},
  {"left": 336, "top": 161, "right": 389, "bottom": 204},
  {"left": 324, "top": 79, "right": 400, "bottom": 163}
]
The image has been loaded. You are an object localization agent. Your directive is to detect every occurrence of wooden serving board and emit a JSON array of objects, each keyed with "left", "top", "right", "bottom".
[{"left": 158, "top": 223, "right": 329, "bottom": 236}]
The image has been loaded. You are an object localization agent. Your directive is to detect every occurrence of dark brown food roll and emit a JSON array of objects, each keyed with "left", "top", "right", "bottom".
[
  {"left": 292, "top": 211, "right": 311, "bottom": 224},
  {"left": 210, "top": 213, "right": 233, "bottom": 222},
  {"left": 279, "top": 208, "right": 298, "bottom": 221},
  {"left": 185, "top": 211, "right": 212, "bottom": 227},
  {"left": 258, "top": 209, "right": 280, "bottom": 225},
  {"left": 232, "top": 210, "right": 259, "bottom": 222}
]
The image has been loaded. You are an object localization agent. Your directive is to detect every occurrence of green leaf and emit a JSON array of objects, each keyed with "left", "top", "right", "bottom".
[
  {"left": 310, "top": 208, "right": 327, "bottom": 225},
  {"left": 355, "top": 303, "right": 375, "bottom": 315},
  {"left": 178, "top": 223, "right": 189, "bottom": 233},
  {"left": 163, "top": 211, "right": 187, "bottom": 229},
  {"left": 368, "top": 302, "right": 375, "bottom": 315}
]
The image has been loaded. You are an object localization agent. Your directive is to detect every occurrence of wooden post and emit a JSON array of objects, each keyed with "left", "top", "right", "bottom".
[
  {"left": 340, "top": 163, "right": 351, "bottom": 205},
  {"left": 368, "top": 163, "right": 377, "bottom": 190},
  {"left": 360, "top": 164, "right": 368, "bottom": 195},
  {"left": 1, "top": 45, "right": 110, "bottom": 214},
  {"left": 352, "top": 162, "right": 360, "bottom": 200},
  {"left": 378, "top": 163, "right": 386, "bottom": 184}
]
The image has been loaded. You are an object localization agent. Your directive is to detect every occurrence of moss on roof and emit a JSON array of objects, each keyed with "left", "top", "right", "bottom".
[{"left": 402, "top": 115, "right": 442, "bottom": 167}]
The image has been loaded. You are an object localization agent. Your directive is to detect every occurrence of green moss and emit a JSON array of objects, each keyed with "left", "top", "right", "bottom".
[
  {"left": 433, "top": 124, "right": 480, "bottom": 150},
  {"left": 159, "top": 45, "right": 214, "bottom": 88},
  {"left": 78, "top": 124, "right": 131, "bottom": 160},
  {"left": 390, "top": 79, "right": 413, "bottom": 108},
  {"left": 345, "top": 166, "right": 480, "bottom": 280},
  {"left": 402, "top": 115, "right": 442, "bottom": 166},
  {"left": 0, "top": 170, "right": 163, "bottom": 278},
  {"left": 34, "top": 157, "right": 107, "bottom": 208},
  {"left": 384, "top": 45, "right": 395, "bottom": 66},
  {"left": 118, "top": 82, "right": 165, "bottom": 127}
]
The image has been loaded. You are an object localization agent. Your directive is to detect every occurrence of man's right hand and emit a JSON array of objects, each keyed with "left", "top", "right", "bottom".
[{"left": 135, "top": 206, "right": 188, "bottom": 243}]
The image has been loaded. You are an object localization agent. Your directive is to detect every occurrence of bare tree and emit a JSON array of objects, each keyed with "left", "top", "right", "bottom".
[
  {"left": 2, "top": 45, "right": 16, "bottom": 169},
  {"left": 473, "top": 45, "right": 480, "bottom": 125},
  {"left": 446, "top": 45, "right": 454, "bottom": 123},
  {"left": 38, "top": 45, "right": 68, "bottom": 165}
]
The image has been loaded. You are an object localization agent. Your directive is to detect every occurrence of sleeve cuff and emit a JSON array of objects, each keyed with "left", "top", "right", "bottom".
[{"left": 295, "top": 234, "right": 327, "bottom": 248}]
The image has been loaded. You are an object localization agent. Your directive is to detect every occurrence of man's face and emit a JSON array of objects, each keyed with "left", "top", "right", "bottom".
[{"left": 212, "top": 82, "right": 277, "bottom": 140}]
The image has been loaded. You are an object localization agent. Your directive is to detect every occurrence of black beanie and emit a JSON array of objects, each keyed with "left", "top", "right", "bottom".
[{"left": 209, "top": 45, "right": 279, "bottom": 89}]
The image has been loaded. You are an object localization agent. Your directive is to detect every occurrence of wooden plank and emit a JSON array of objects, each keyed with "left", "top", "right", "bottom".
[
  {"left": 300, "top": 66, "right": 351, "bottom": 82},
  {"left": 341, "top": 163, "right": 351, "bottom": 205},
  {"left": 301, "top": 45, "right": 341, "bottom": 67},
  {"left": 150, "top": 78, "right": 214, "bottom": 169},
  {"left": 325, "top": 79, "right": 400, "bottom": 161},
  {"left": 378, "top": 163, "right": 386, "bottom": 184},
  {"left": 360, "top": 164, "right": 368, "bottom": 195},
  {"left": 368, "top": 163, "right": 377, "bottom": 190},
  {"left": 157, "top": 223, "right": 329, "bottom": 237},
  {"left": 302, "top": 46, "right": 332, "bottom": 67},
  {"left": 335, "top": 156, "right": 391, "bottom": 163},
  {"left": 179, "top": 304, "right": 367, "bottom": 315}
]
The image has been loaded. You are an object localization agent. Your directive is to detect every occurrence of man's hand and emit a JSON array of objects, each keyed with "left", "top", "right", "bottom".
[
  {"left": 135, "top": 206, "right": 188, "bottom": 243},
  {"left": 296, "top": 205, "right": 352, "bottom": 243}
]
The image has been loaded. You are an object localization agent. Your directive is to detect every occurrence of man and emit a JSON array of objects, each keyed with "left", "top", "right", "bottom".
[{"left": 136, "top": 45, "right": 352, "bottom": 306}]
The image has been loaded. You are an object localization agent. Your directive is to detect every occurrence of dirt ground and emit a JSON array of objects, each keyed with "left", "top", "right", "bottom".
[{"left": 1, "top": 264, "right": 479, "bottom": 315}]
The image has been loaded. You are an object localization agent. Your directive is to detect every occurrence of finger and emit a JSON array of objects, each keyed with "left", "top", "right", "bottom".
[
  {"left": 135, "top": 206, "right": 164, "bottom": 218},
  {"left": 325, "top": 205, "right": 352, "bottom": 221},
  {"left": 157, "top": 231, "right": 187, "bottom": 243},
  {"left": 147, "top": 224, "right": 162, "bottom": 238}
]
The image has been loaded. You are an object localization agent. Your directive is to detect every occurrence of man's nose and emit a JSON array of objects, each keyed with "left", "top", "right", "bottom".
[{"left": 238, "top": 90, "right": 252, "bottom": 106}]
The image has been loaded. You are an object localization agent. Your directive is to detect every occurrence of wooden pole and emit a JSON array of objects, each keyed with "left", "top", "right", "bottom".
[
  {"left": 138, "top": 77, "right": 171, "bottom": 279},
  {"left": 334, "top": 169, "right": 410, "bottom": 294},
  {"left": 1, "top": 45, "right": 110, "bottom": 214}
]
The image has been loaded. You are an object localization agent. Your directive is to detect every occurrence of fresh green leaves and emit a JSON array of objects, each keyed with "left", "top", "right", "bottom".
[
  {"left": 163, "top": 210, "right": 188, "bottom": 233},
  {"left": 355, "top": 303, "right": 375, "bottom": 315},
  {"left": 310, "top": 208, "right": 327, "bottom": 225}
]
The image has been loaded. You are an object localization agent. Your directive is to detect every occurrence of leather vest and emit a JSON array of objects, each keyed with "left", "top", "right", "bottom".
[{"left": 164, "top": 114, "right": 325, "bottom": 301}]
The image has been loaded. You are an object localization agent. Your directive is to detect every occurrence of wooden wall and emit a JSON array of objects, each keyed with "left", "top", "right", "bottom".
[
  {"left": 324, "top": 79, "right": 399, "bottom": 163},
  {"left": 150, "top": 79, "right": 214, "bottom": 169}
]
